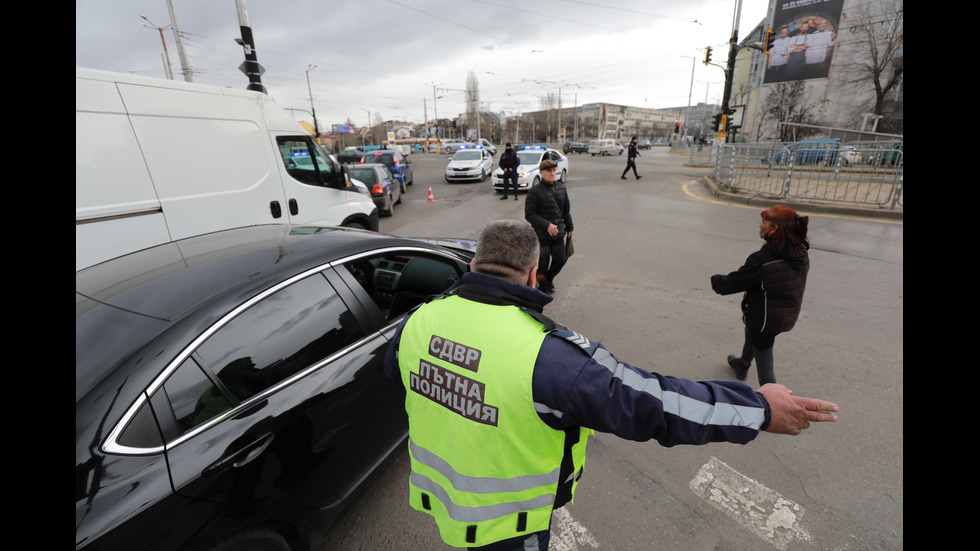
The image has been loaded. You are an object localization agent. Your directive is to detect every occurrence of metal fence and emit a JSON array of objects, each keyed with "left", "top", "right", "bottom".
[{"left": 707, "top": 141, "right": 903, "bottom": 211}]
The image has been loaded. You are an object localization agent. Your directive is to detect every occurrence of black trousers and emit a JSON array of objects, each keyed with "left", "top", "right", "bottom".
[
  {"left": 502, "top": 170, "right": 519, "bottom": 196},
  {"left": 738, "top": 326, "right": 778, "bottom": 385},
  {"left": 538, "top": 238, "right": 568, "bottom": 282},
  {"left": 622, "top": 159, "right": 638, "bottom": 178}
]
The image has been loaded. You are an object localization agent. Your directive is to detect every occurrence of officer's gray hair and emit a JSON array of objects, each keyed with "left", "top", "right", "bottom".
[{"left": 472, "top": 219, "right": 538, "bottom": 284}]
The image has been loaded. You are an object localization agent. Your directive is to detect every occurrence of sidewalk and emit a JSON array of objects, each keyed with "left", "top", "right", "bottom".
[{"left": 698, "top": 176, "right": 903, "bottom": 221}]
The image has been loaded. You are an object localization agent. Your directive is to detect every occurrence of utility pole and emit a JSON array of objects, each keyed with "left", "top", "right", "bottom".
[
  {"left": 306, "top": 65, "right": 319, "bottom": 140},
  {"left": 234, "top": 0, "right": 266, "bottom": 93},
  {"left": 428, "top": 82, "right": 442, "bottom": 152},
  {"left": 718, "top": 0, "right": 743, "bottom": 141},
  {"left": 165, "top": 0, "right": 193, "bottom": 82}
]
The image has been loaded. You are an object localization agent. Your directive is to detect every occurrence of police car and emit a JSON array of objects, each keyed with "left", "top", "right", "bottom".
[
  {"left": 445, "top": 145, "right": 494, "bottom": 183},
  {"left": 491, "top": 145, "right": 569, "bottom": 193}
]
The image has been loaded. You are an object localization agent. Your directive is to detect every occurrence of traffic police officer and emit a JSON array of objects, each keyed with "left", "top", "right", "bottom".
[{"left": 383, "top": 219, "right": 839, "bottom": 551}]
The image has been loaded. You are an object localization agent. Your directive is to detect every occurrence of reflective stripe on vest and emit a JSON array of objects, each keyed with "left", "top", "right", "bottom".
[{"left": 399, "top": 295, "right": 586, "bottom": 547}]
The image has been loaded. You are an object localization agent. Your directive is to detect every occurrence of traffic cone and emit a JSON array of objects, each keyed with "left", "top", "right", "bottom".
[{"left": 427, "top": 186, "right": 435, "bottom": 202}]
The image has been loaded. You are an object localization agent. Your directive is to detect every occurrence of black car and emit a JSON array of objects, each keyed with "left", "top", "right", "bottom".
[
  {"left": 336, "top": 148, "right": 364, "bottom": 164},
  {"left": 76, "top": 225, "right": 475, "bottom": 551},
  {"left": 562, "top": 141, "right": 588, "bottom": 154}
]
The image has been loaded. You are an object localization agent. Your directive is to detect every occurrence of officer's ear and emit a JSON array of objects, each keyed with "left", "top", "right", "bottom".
[{"left": 526, "top": 265, "right": 538, "bottom": 288}]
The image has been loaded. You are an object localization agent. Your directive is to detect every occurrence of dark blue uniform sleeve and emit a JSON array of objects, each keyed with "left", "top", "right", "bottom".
[{"left": 532, "top": 330, "right": 767, "bottom": 447}]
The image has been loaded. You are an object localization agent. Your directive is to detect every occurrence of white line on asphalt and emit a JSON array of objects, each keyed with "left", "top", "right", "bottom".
[
  {"left": 550, "top": 507, "right": 600, "bottom": 551},
  {"left": 689, "top": 457, "right": 813, "bottom": 550}
]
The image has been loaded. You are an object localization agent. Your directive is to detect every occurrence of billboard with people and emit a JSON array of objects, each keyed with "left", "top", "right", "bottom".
[{"left": 764, "top": 0, "right": 844, "bottom": 84}]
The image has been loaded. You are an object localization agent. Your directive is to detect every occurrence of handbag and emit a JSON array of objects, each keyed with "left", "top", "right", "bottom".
[{"left": 565, "top": 236, "right": 575, "bottom": 257}]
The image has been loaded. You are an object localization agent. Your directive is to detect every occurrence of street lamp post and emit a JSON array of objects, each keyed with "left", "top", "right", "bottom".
[
  {"left": 306, "top": 65, "right": 320, "bottom": 141},
  {"left": 140, "top": 16, "right": 174, "bottom": 80},
  {"left": 362, "top": 108, "right": 372, "bottom": 146}
]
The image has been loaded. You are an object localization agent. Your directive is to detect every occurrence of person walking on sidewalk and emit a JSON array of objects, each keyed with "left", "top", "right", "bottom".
[
  {"left": 621, "top": 136, "right": 642, "bottom": 180},
  {"left": 710, "top": 205, "right": 810, "bottom": 385},
  {"left": 499, "top": 143, "right": 521, "bottom": 200}
]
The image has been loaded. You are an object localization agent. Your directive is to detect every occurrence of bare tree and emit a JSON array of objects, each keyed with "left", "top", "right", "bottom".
[
  {"left": 757, "top": 81, "right": 824, "bottom": 142},
  {"left": 834, "top": 0, "right": 903, "bottom": 133},
  {"left": 465, "top": 71, "right": 480, "bottom": 138}
]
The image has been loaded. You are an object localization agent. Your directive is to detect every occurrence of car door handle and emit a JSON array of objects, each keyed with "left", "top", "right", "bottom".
[
  {"left": 288, "top": 199, "right": 299, "bottom": 216},
  {"left": 270, "top": 201, "right": 282, "bottom": 219},
  {"left": 202, "top": 432, "right": 275, "bottom": 477}
]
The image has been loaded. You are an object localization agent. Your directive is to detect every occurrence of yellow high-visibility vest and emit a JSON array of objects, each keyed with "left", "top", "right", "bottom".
[{"left": 399, "top": 294, "right": 591, "bottom": 547}]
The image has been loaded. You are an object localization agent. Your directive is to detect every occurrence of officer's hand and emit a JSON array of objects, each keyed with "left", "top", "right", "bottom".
[
  {"left": 758, "top": 383, "right": 838, "bottom": 435},
  {"left": 547, "top": 223, "right": 559, "bottom": 237}
]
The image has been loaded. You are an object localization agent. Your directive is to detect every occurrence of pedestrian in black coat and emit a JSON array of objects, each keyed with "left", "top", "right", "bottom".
[
  {"left": 711, "top": 205, "right": 810, "bottom": 385},
  {"left": 621, "top": 136, "right": 642, "bottom": 180}
]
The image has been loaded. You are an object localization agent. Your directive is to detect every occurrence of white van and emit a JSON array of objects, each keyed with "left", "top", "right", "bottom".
[
  {"left": 587, "top": 139, "right": 625, "bottom": 156},
  {"left": 76, "top": 68, "right": 379, "bottom": 271}
]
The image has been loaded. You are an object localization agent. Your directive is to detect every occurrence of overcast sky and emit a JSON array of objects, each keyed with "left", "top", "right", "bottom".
[{"left": 76, "top": 0, "right": 770, "bottom": 128}]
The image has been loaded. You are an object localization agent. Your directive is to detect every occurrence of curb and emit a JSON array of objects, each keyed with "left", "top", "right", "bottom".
[{"left": 698, "top": 177, "right": 903, "bottom": 221}]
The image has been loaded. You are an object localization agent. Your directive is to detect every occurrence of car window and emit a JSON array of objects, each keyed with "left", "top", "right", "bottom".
[
  {"left": 165, "top": 357, "right": 233, "bottom": 433},
  {"left": 364, "top": 154, "right": 396, "bottom": 167},
  {"left": 341, "top": 252, "right": 465, "bottom": 322},
  {"left": 349, "top": 169, "right": 377, "bottom": 184},
  {"left": 195, "top": 273, "right": 365, "bottom": 402},
  {"left": 518, "top": 152, "right": 543, "bottom": 165},
  {"left": 453, "top": 151, "right": 482, "bottom": 161}
]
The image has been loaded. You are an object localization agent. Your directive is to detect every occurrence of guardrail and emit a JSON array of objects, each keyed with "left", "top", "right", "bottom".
[{"left": 709, "top": 142, "right": 903, "bottom": 211}]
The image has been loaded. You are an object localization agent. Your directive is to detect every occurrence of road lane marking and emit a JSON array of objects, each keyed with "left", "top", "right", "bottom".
[
  {"left": 551, "top": 507, "right": 600, "bottom": 550},
  {"left": 690, "top": 457, "right": 813, "bottom": 550}
]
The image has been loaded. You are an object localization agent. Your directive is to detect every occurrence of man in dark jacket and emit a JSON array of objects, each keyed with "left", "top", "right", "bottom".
[
  {"left": 498, "top": 143, "right": 520, "bottom": 200},
  {"left": 383, "top": 218, "right": 838, "bottom": 551},
  {"left": 524, "top": 159, "right": 571, "bottom": 294},
  {"left": 621, "top": 136, "right": 642, "bottom": 180}
]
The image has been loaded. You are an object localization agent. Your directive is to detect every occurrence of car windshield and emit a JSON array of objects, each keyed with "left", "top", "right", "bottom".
[
  {"left": 517, "top": 152, "right": 544, "bottom": 165},
  {"left": 453, "top": 151, "right": 482, "bottom": 161},
  {"left": 364, "top": 154, "right": 395, "bottom": 167},
  {"left": 348, "top": 169, "right": 377, "bottom": 183}
]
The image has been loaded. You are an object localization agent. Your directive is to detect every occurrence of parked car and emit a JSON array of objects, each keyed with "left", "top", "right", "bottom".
[
  {"left": 360, "top": 149, "right": 414, "bottom": 186},
  {"left": 867, "top": 138, "right": 903, "bottom": 167},
  {"left": 761, "top": 138, "right": 843, "bottom": 166},
  {"left": 562, "top": 142, "right": 588, "bottom": 154},
  {"left": 840, "top": 146, "right": 863, "bottom": 166},
  {"left": 637, "top": 139, "right": 652, "bottom": 150},
  {"left": 347, "top": 164, "right": 402, "bottom": 216},
  {"left": 587, "top": 139, "right": 625, "bottom": 156},
  {"left": 445, "top": 145, "right": 494, "bottom": 183},
  {"left": 476, "top": 138, "right": 497, "bottom": 156},
  {"left": 337, "top": 147, "right": 364, "bottom": 164},
  {"left": 76, "top": 224, "right": 476, "bottom": 551},
  {"left": 490, "top": 145, "right": 569, "bottom": 193},
  {"left": 430, "top": 139, "right": 467, "bottom": 154}
]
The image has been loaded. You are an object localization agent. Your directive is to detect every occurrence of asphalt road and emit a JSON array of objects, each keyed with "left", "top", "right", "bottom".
[{"left": 323, "top": 148, "right": 904, "bottom": 551}]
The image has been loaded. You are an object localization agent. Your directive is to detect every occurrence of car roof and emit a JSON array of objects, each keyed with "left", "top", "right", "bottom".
[
  {"left": 77, "top": 226, "right": 417, "bottom": 321},
  {"left": 76, "top": 225, "right": 472, "bottom": 402}
]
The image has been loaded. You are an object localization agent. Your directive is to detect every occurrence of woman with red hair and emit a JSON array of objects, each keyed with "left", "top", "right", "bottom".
[{"left": 710, "top": 205, "right": 810, "bottom": 384}]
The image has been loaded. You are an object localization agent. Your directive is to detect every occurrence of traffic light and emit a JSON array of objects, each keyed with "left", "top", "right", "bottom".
[
  {"left": 764, "top": 29, "right": 775, "bottom": 54},
  {"left": 712, "top": 113, "right": 723, "bottom": 132},
  {"left": 703, "top": 46, "right": 712, "bottom": 66},
  {"left": 674, "top": 123, "right": 680, "bottom": 134}
]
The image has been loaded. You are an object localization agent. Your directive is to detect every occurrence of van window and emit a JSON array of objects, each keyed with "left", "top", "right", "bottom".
[{"left": 278, "top": 137, "right": 335, "bottom": 187}]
